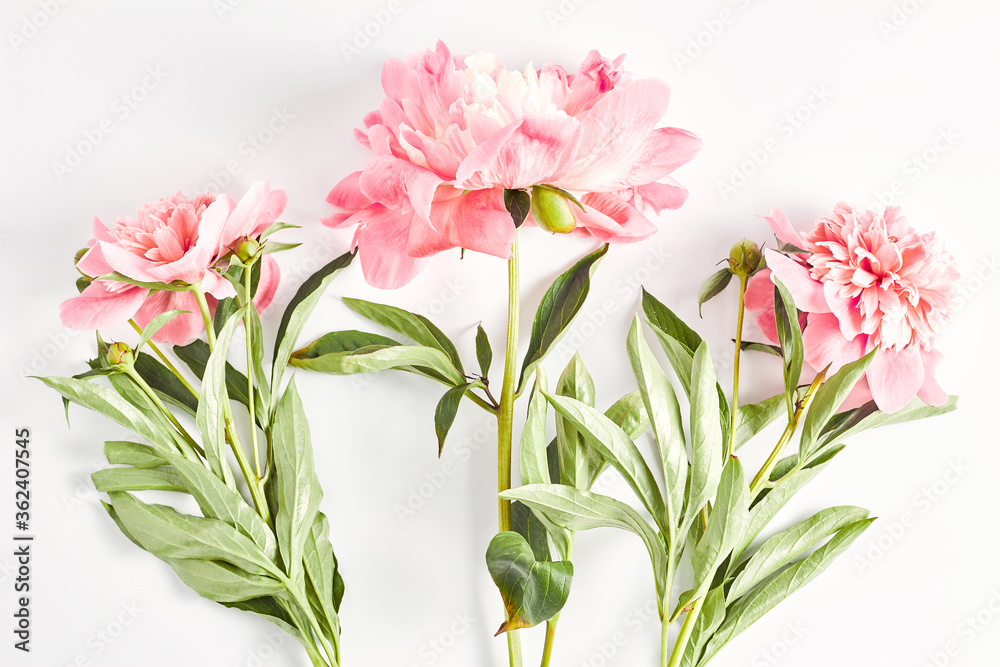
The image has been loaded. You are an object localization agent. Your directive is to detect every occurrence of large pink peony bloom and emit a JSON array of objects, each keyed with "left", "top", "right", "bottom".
[
  {"left": 745, "top": 203, "right": 958, "bottom": 412},
  {"left": 325, "top": 41, "right": 702, "bottom": 288},
  {"left": 61, "top": 181, "right": 287, "bottom": 345}
]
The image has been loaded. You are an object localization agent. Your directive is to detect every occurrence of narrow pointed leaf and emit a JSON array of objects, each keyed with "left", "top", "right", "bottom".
[{"left": 343, "top": 297, "right": 464, "bottom": 373}]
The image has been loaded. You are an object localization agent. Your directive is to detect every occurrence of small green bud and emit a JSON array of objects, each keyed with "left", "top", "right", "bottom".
[
  {"left": 74, "top": 247, "right": 89, "bottom": 265},
  {"left": 107, "top": 342, "right": 135, "bottom": 368},
  {"left": 530, "top": 186, "right": 577, "bottom": 234},
  {"left": 728, "top": 239, "right": 763, "bottom": 278},
  {"left": 234, "top": 237, "right": 261, "bottom": 264}
]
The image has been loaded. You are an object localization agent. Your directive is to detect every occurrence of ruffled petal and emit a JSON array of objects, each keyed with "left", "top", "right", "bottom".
[
  {"left": 326, "top": 170, "right": 372, "bottom": 210},
  {"left": 632, "top": 178, "right": 689, "bottom": 213},
  {"left": 574, "top": 192, "right": 657, "bottom": 243},
  {"left": 866, "top": 345, "right": 925, "bottom": 413},
  {"left": 358, "top": 155, "right": 443, "bottom": 226},
  {"left": 59, "top": 281, "right": 149, "bottom": 330},
  {"left": 764, "top": 249, "right": 830, "bottom": 313},
  {"left": 455, "top": 115, "right": 583, "bottom": 190},
  {"left": 410, "top": 188, "right": 514, "bottom": 259}
]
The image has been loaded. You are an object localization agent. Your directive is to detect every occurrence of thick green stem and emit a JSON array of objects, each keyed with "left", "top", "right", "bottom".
[
  {"left": 243, "top": 265, "right": 262, "bottom": 478},
  {"left": 498, "top": 234, "right": 523, "bottom": 667},
  {"left": 727, "top": 274, "right": 748, "bottom": 459},
  {"left": 666, "top": 596, "right": 704, "bottom": 667},
  {"left": 191, "top": 284, "right": 217, "bottom": 349}
]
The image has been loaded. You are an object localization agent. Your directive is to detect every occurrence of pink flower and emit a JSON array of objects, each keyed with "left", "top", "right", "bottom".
[
  {"left": 745, "top": 203, "right": 958, "bottom": 413},
  {"left": 60, "top": 181, "right": 287, "bottom": 345},
  {"left": 325, "top": 41, "right": 701, "bottom": 288}
]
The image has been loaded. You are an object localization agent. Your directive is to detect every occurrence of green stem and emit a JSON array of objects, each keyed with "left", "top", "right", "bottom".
[
  {"left": 190, "top": 282, "right": 271, "bottom": 525},
  {"left": 727, "top": 274, "right": 748, "bottom": 459},
  {"left": 244, "top": 265, "right": 262, "bottom": 479},
  {"left": 666, "top": 596, "right": 704, "bottom": 667},
  {"left": 498, "top": 233, "right": 523, "bottom": 667},
  {"left": 539, "top": 536, "right": 573, "bottom": 667},
  {"left": 128, "top": 319, "right": 200, "bottom": 399},
  {"left": 281, "top": 598, "right": 335, "bottom": 667},
  {"left": 123, "top": 366, "right": 203, "bottom": 461}
]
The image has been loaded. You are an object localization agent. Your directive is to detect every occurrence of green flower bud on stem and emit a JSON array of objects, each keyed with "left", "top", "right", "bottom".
[
  {"left": 107, "top": 342, "right": 135, "bottom": 369},
  {"left": 728, "top": 239, "right": 763, "bottom": 278},
  {"left": 530, "top": 185, "right": 577, "bottom": 234},
  {"left": 234, "top": 237, "right": 262, "bottom": 264}
]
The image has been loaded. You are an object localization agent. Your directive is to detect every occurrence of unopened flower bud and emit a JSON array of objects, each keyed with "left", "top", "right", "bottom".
[
  {"left": 530, "top": 186, "right": 577, "bottom": 234},
  {"left": 729, "top": 239, "right": 763, "bottom": 278},
  {"left": 74, "top": 248, "right": 89, "bottom": 265},
  {"left": 234, "top": 237, "right": 261, "bottom": 264},
  {"left": 107, "top": 342, "right": 134, "bottom": 368}
]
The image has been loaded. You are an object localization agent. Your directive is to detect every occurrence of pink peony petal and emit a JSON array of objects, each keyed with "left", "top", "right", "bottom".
[
  {"left": 134, "top": 291, "right": 208, "bottom": 346},
  {"left": 59, "top": 281, "right": 149, "bottom": 331},
  {"left": 327, "top": 171, "right": 372, "bottom": 209},
  {"left": 823, "top": 280, "right": 866, "bottom": 340},
  {"left": 762, "top": 209, "right": 805, "bottom": 248},
  {"left": 253, "top": 254, "right": 280, "bottom": 313},
  {"left": 352, "top": 206, "right": 425, "bottom": 289},
  {"left": 556, "top": 78, "right": 672, "bottom": 191},
  {"left": 575, "top": 192, "right": 657, "bottom": 242},
  {"left": 916, "top": 347, "right": 949, "bottom": 406},
  {"left": 866, "top": 345, "right": 925, "bottom": 413},
  {"left": 455, "top": 115, "right": 583, "bottom": 190},
  {"left": 410, "top": 188, "right": 515, "bottom": 259},
  {"left": 632, "top": 178, "right": 689, "bottom": 213},
  {"left": 802, "top": 312, "right": 867, "bottom": 374},
  {"left": 764, "top": 249, "right": 830, "bottom": 313},
  {"left": 220, "top": 181, "right": 288, "bottom": 248},
  {"left": 622, "top": 127, "right": 702, "bottom": 186},
  {"left": 358, "top": 155, "right": 443, "bottom": 226}
]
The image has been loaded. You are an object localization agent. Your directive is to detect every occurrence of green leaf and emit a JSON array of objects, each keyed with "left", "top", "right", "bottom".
[
  {"left": 165, "top": 558, "right": 285, "bottom": 604},
  {"left": 104, "top": 441, "right": 166, "bottom": 469},
  {"left": 728, "top": 506, "right": 870, "bottom": 601},
  {"left": 92, "top": 272, "right": 190, "bottom": 292},
  {"left": 343, "top": 297, "right": 464, "bottom": 374},
  {"left": 503, "top": 189, "right": 531, "bottom": 228},
  {"left": 196, "top": 311, "right": 243, "bottom": 490},
  {"left": 740, "top": 341, "right": 782, "bottom": 357},
  {"left": 36, "top": 376, "right": 173, "bottom": 450},
  {"left": 772, "top": 279, "right": 804, "bottom": 419},
  {"left": 303, "top": 510, "right": 344, "bottom": 635},
  {"left": 434, "top": 382, "right": 476, "bottom": 456},
  {"left": 135, "top": 310, "right": 188, "bottom": 353},
  {"left": 272, "top": 250, "right": 356, "bottom": 408},
  {"left": 502, "top": 485, "right": 667, "bottom": 600},
  {"left": 553, "top": 353, "right": 598, "bottom": 489},
  {"left": 697, "top": 268, "right": 733, "bottom": 317},
  {"left": 173, "top": 339, "right": 254, "bottom": 419},
  {"left": 107, "top": 491, "right": 279, "bottom": 577},
  {"left": 732, "top": 393, "right": 786, "bottom": 450},
  {"left": 679, "top": 585, "right": 727, "bottom": 667},
  {"left": 476, "top": 324, "right": 493, "bottom": 378},
  {"left": 271, "top": 378, "right": 323, "bottom": 583},
  {"left": 604, "top": 390, "right": 650, "bottom": 442},
  {"left": 92, "top": 467, "right": 185, "bottom": 493},
  {"left": 641, "top": 288, "right": 704, "bottom": 357},
  {"left": 290, "top": 337, "right": 464, "bottom": 385},
  {"left": 486, "top": 531, "right": 573, "bottom": 634},
  {"left": 627, "top": 317, "right": 686, "bottom": 547},
  {"left": 544, "top": 393, "right": 667, "bottom": 534},
  {"left": 692, "top": 458, "right": 749, "bottom": 587},
  {"left": 213, "top": 298, "right": 241, "bottom": 337},
  {"left": 818, "top": 395, "right": 958, "bottom": 449},
  {"left": 510, "top": 501, "right": 552, "bottom": 562},
  {"left": 686, "top": 343, "right": 725, "bottom": 531},
  {"left": 800, "top": 350, "right": 876, "bottom": 456},
  {"left": 259, "top": 221, "right": 299, "bottom": 241},
  {"left": 517, "top": 244, "right": 609, "bottom": 391},
  {"left": 519, "top": 368, "right": 551, "bottom": 487},
  {"left": 133, "top": 352, "right": 199, "bottom": 416},
  {"left": 702, "top": 518, "right": 874, "bottom": 662}
]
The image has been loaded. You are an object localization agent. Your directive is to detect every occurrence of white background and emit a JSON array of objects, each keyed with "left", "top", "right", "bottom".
[{"left": 2, "top": 1, "right": 999, "bottom": 666}]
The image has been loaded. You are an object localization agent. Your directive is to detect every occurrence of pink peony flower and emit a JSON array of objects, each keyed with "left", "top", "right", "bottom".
[
  {"left": 325, "top": 41, "right": 702, "bottom": 288},
  {"left": 60, "top": 181, "right": 287, "bottom": 345},
  {"left": 745, "top": 204, "right": 958, "bottom": 412}
]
